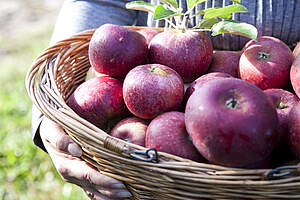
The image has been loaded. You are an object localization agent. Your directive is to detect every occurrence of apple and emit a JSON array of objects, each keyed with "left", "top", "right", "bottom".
[
  {"left": 243, "top": 156, "right": 273, "bottom": 169},
  {"left": 137, "top": 28, "right": 160, "bottom": 46},
  {"left": 288, "top": 101, "right": 300, "bottom": 159},
  {"left": 185, "top": 78, "right": 278, "bottom": 167},
  {"left": 293, "top": 42, "right": 300, "bottom": 59},
  {"left": 290, "top": 55, "right": 300, "bottom": 99},
  {"left": 68, "top": 76, "right": 127, "bottom": 129},
  {"left": 149, "top": 30, "right": 213, "bottom": 82},
  {"left": 264, "top": 88, "right": 299, "bottom": 148},
  {"left": 89, "top": 24, "right": 148, "bottom": 78},
  {"left": 183, "top": 72, "right": 233, "bottom": 106},
  {"left": 146, "top": 111, "right": 204, "bottom": 162},
  {"left": 123, "top": 64, "right": 184, "bottom": 119},
  {"left": 208, "top": 50, "right": 241, "bottom": 77},
  {"left": 110, "top": 117, "right": 148, "bottom": 146},
  {"left": 239, "top": 36, "right": 293, "bottom": 90}
]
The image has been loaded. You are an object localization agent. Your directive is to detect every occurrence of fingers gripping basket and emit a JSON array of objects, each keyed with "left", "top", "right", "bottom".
[{"left": 26, "top": 26, "right": 300, "bottom": 199}]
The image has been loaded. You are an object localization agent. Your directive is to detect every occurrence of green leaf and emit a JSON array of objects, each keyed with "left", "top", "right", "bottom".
[
  {"left": 159, "top": 0, "right": 178, "bottom": 8},
  {"left": 195, "top": 7, "right": 233, "bottom": 19},
  {"left": 211, "top": 20, "right": 258, "bottom": 41},
  {"left": 125, "top": 1, "right": 157, "bottom": 12},
  {"left": 186, "top": 0, "right": 207, "bottom": 10},
  {"left": 196, "top": 18, "right": 220, "bottom": 29},
  {"left": 231, "top": 0, "right": 241, "bottom": 4},
  {"left": 204, "top": 4, "right": 248, "bottom": 19},
  {"left": 153, "top": 5, "right": 182, "bottom": 20}
]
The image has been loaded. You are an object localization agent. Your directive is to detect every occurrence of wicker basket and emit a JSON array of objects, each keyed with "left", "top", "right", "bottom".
[{"left": 25, "top": 26, "right": 300, "bottom": 199}]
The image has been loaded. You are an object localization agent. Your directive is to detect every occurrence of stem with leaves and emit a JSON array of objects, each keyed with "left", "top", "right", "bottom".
[{"left": 126, "top": 0, "right": 258, "bottom": 41}]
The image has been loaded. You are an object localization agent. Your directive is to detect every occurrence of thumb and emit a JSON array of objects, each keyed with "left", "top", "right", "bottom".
[{"left": 40, "top": 118, "right": 82, "bottom": 157}]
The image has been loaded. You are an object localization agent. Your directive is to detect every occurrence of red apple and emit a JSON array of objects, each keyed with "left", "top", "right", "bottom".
[
  {"left": 137, "top": 28, "right": 160, "bottom": 46},
  {"left": 123, "top": 64, "right": 184, "bottom": 119},
  {"left": 146, "top": 111, "right": 204, "bottom": 162},
  {"left": 149, "top": 30, "right": 213, "bottom": 82},
  {"left": 264, "top": 88, "right": 299, "bottom": 148},
  {"left": 185, "top": 78, "right": 278, "bottom": 167},
  {"left": 293, "top": 42, "right": 300, "bottom": 59},
  {"left": 208, "top": 50, "right": 241, "bottom": 77},
  {"left": 243, "top": 156, "right": 273, "bottom": 169},
  {"left": 288, "top": 101, "right": 300, "bottom": 159},
  {"left": 89, "top": 24, "right": 148, "bottom": 78},
  {"left": 110, "top": 117, "right": 148, "bottom": 146},
  {"left": 68, "top": 76, "right": 127, "bottom": 128},
  {"left": 183, "top": 72, "right": 233, "bottom": 106},
  {"left": 239, "top": 36, "right": 293, "bottom": 90},
  {"left": 291, "top": 55, "right": 300, "bottom": 99}
]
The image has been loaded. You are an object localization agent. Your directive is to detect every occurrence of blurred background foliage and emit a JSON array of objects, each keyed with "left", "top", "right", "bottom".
[{"left": 0, "top": 0, "right": 87, "bottom": 199}]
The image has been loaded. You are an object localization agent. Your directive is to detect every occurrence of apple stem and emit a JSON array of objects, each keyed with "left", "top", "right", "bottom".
[
  {"left": 225, "top": 98, "right": 240, "bottom": 109},
  {"left": 258, "top": 52, "right": 270, "bottom": 60}
]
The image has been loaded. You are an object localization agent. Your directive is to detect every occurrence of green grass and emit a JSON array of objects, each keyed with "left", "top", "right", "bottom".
[{"left": 0, "top": 25, "right": 87, "bottom": 200}]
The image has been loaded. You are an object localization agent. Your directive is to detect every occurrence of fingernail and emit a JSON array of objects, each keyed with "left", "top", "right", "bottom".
[
  {"left": 111, "top": 183, "right": 126, "bottom": 189},
  {"left": 117, "top": 191, "right": 132, "bottom": 198},
  {"left": 68, "top": 143, "right": 82, "bottom": 157}
]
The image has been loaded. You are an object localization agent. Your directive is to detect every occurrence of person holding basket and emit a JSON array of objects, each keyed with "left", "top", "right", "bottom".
[{"left": 31, "top": 0, "right": 300, "bottom": 199}]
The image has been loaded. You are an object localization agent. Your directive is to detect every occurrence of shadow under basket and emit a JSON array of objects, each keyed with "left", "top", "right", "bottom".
[{"left": 25, "top": 26, "right": 300, "bottom": 200}]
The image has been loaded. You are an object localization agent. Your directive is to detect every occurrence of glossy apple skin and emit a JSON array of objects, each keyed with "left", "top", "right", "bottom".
[
  {"left": 288, "top": 101, "right": 300, "bottom": 159},
  {"left": 123, "top": 64, "right": 184, "bottom": 119},
  {"left": 185, "top": 78, "right": 278, "bottom": 167},
  {"left": 68, "top": 77, "right": 127, "bottom": 128},
  {"left": 89, "top": 24, "right": 148, "bottom": 78},
  {"left": 183, "top": 72, "right": 233, "bottom": 106},
  {"left": 110, "top": 117, "right": 148, "bottom": 146},
  {"left": 291, "top": 55, "right": 300, "bottom": 99},
  {"left": 146, "top": 111, "right": 204, "bottom": 162},
  {"left": 137, "top": 28, "right": 160, "bottom": 46},
  {"left": 149, "top": 30, "right": 213, "bottom": 82},
  {"left": 264, "top": 88, "right": 299, "bottom": 148},
  {"left": 208, "top": 50, "right": 241, "bottom": 77},
  {"left": 239, "top": 36, "right": 293, "bottom": 90}
]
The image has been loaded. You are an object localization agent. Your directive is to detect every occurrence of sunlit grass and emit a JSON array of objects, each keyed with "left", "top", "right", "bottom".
[{"left": 0, "top": 24, "right": 87, "bottom": 200}]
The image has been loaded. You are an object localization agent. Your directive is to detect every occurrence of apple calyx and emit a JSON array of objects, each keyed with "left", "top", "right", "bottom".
[
  {"left": 276, "top": 101, "right": 288, "bottom": 109},
  {"left": 225, "top": 97, "right": 240, "bottom": 109},
  {"left": 147, "top": 66, "right": 167, "bottom": 76},
  {"left": 258, "top": 52, "right": 270, "bottom": 60}
]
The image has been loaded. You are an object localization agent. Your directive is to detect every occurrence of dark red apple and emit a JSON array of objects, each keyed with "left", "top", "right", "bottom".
[
  {"left": 123, "top": 64, "right": 184, "bottom": 119},
  {"left": 239, "top": 36, "right": 293, "bottom": 90},
  {"left": 89, "top": 24, "right": 148, "bottom": 78},
  {"left": 137, "top": 28, "right": 160, "bottom": 46},
  {"left": 288, "top": 101, "right": 300, "bottom": 159},
  {"left": 146, "top": 111, "right": 204, "bottom": 162},
  {"left": 291, "top": 55, "right": 300, "bottom": 99},
  {"left": 185, "top": 78, "right": 278, "bottom": 167},
  {"left": 208, "top": 50, "right": 241, "bottom": 77},
  {"left": 183, "top": 72, "right": 233, "bottom": 106},
  {"left": 110, "top": 117, "right": 148, "bottom": 146},
  {"left": 68, "top": 76, "right": 127, "bottom": 128},
  {"left": 149, "top": 30, "right": 213, "bottom": 82},
  {"left": 243, "top": 156, "right": 273, "bottom": 169},
  {"left": 264, "top": 88, "right": 299, "bottom": 148}
]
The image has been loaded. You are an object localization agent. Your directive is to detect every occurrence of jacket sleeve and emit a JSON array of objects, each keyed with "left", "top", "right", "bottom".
[{"left": 31, "top": 0, "right": 143, "bottom": 150}]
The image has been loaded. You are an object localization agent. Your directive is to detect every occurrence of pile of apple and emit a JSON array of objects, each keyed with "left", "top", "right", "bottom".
[{"left": 68, "top": 23, "right": 300, "bottom": 168}]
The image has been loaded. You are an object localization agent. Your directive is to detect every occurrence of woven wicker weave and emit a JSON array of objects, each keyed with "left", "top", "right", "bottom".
[{"left": 25, "top": 26, "right": 300, "bottom": 199}]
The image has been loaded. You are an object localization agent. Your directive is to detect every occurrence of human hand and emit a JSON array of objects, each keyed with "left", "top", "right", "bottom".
[{"left": 40, "top": 118, "right": 132, "bottom": 200}]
